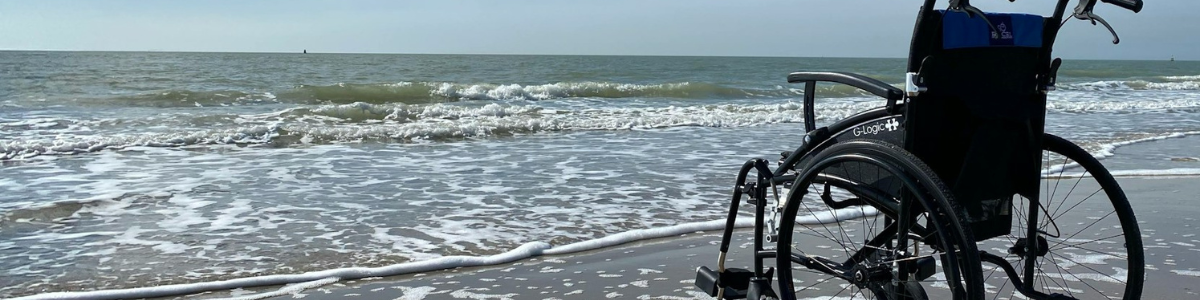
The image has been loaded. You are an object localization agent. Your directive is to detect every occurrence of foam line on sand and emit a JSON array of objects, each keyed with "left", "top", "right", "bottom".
[
  {"left": 14, "top": 208, "right": 879, "bottom": 300},
  {"left": 1044, "top": 130, "right": 1200, "bottom": 175},
  {"left": 10, "top": 243, "right": 551, "bottom": 300}
]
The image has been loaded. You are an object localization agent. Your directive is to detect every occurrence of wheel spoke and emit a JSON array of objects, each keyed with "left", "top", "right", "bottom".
[
  {"left": 1038, "top": 259, "right": 1055, "bottom": 300},
  {"left": 1048, "top": 170, "right": 1089, "bottom": 224},
  {"left": 794, "top": 228, "right": 845, "bottom": 246},
  {"left": 798, "top": 276, "right": 833, "bottom": 292},
  {"left": 1051, "top": 187, "right": 1104, "bottom": 222},
  {"left": 1049, "top": 252, "right": 1121, "bottom": 299},
  {"left": 1048, "top": 155, "right": 1069, "bottom": 207},
  {"left": 997, "top": 138, "right": 1140, "bottom": 300},
  {"left": 778, "top": 140, "right": 983, "bottom": 300},
  {"left": 831, "top": 282, "right": 853, "bottom": 299},
  {"left": 983, "top": 263, "right": 1004, "bottom": 284},
  {"left": 1050, "top": 251, "right": 1127, "bottom": 285},
  {"left": 991, "top": 274, "right": 1009, "bottom": 300},
  {"left": 1051, "top": 235, "right": 1129, "bottom": 259},
  {"left": 799, "top": 184, "right": 851, "bottom": 255},
  {"left": 1049, "top": 210, "right": 1115, "bottom": 250},
  {"left": 830, "top": 202, "right": 857, "bottom": 262},
  {"left": 1043, "top": 255, "right": 1077, "bottom": 299}
]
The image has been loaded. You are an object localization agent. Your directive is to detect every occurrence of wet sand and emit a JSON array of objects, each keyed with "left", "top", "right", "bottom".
[
  {"left": 178, "top": 231, "right": 753, "bottom": 300},
  {"left": 163, "top": 176, "right": 1200, "bottom": 300}
]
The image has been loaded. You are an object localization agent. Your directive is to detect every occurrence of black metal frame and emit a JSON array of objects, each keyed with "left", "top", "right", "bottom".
[{"left": 698, "top": 0, "right": 1144, "bottom": 299}]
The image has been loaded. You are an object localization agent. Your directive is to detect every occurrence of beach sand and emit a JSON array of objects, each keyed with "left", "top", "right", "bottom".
[
  {"left": 176, "top": 231, "right": 749, "bottom": 300},
  {"left": 164, "top": 176, "right": 1199, "bottom": 300}
]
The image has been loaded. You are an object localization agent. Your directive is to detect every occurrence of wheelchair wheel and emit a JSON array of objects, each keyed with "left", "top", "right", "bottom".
[
  {"left": 775, "top": 140, "right": 984, "bottom": 300},
  {"left": 980, "top": 134, "right": 1144, "bottom": 300}
]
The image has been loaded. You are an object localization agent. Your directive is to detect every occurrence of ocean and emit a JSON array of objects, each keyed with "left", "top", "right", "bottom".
[{"left": 2, "top": 51, "right": 1199, "bottom": 298}]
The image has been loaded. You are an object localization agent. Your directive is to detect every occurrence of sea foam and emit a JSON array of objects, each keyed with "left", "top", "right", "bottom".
[
  {"left": 6, "top": 90, "right": 1200, "bottom": 161},
  {"left": 11, "top": 209, "right": 878, "bottom": 300},
  {"left": 288, "top": 81, "right": 811, "bottom": 103},
  {"left": 1, "top": 101, "right": 883, "bottom": 160},
  {"left": 1060, "top": 79, "right": 1200, "bottom": 91},
  {"left": 1043, "top": 131, "right": 1200, "bottom": 175}
]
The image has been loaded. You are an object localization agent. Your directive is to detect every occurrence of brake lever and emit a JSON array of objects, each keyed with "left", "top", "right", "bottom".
[
  {"left": 1075, "top": 11, "right": 1121, "bottom": 44},
  {"left": 1072, "top": 0, "right": 1121, "bottom": 44},
  {"left": 949, "top": 0, "right": 1001, "bottom": 35}
]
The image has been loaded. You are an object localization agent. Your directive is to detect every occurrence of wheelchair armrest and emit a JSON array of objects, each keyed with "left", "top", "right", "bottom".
[
  {"left": 786, "top": 71, "right": 903, "bottom": 101},
  {"left": 787, "top": 71, "right": 903, "bottom": 132}
]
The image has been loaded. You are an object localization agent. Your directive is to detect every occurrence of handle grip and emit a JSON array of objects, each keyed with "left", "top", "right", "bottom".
[{"left": 1101, "top": 0, "right": 1143, "bottom": 13}]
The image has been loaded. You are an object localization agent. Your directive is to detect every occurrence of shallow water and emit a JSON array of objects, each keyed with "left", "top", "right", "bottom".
[{"left": 2, "top": 52, "right": 1199, "bottom": 297}]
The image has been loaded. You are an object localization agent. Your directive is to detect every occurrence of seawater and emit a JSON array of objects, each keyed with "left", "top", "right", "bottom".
[{"left": 2, "top": 52, "right": 1199, "bottom": 297}]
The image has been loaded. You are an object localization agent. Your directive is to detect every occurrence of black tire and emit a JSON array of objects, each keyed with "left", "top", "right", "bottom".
[
  {"left": 775, "top": 140, "right": 984, "bottom": 300},
  {"left": 979, "top": 134, "right": 1144, "bottom": 299}
]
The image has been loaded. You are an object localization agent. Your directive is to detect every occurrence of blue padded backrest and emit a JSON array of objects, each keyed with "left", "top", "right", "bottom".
[{"left": 940, "top": 10, "right": 1043, "bottom": 49}]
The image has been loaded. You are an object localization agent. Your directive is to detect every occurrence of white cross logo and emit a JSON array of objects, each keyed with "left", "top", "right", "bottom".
[{"left": 885, "top": 119, "right": 900, "bottom": 131}]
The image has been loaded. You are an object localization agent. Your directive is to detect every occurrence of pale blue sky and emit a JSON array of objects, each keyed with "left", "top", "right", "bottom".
[{"left": 1, "top": 0, "right": 1195, "bottom": 60}]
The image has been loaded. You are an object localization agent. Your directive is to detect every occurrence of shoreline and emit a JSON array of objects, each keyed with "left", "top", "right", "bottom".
[
  {"left": 163, "top": 175, "right": 1197, "bottom": 300},
  {"left": 9, "top": 220, "right": 755, "bottom": 300},
  {"left": 186, "top": 230, "right": 744, "bottom": 300},
  {"left": 8, "top": 175, "right": 1200, "bottom": 299},
  {"left": 256, "top": 176, "right": 1200, "bottom": 300}
]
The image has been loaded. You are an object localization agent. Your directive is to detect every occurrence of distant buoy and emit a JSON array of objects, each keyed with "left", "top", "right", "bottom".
[{"left": 304, "top": 49, "right": 307, "bottom": 54}]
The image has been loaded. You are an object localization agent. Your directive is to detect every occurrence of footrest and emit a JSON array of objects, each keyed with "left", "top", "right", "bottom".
[{"left": 695, "top": 266, "right": 754, "bottom": 299}]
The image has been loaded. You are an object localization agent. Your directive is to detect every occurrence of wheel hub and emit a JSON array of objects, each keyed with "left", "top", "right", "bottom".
[
  {"left": 849, "top": 263, "right": 893, "bottom": 287},
  {"left": 1009, "top": 236, "right": 1050, "bottom": 257}
]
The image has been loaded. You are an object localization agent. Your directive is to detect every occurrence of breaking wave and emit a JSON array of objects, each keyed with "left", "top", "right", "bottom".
[
  {"left": 108, "top": 90, "right": 279, "bottom": 107},
  {"left": 8, "top": 91, "right": 1200, "bottom": 160},
  {"left": 1160, "top": 74, "right": 1200, "bottom": 81},
  {"left": 99, "top": 78, "right": 1200, "bottom": 108},
  {"left": 284, "top": 81, "right": 889, "bottom": 103},
  {"left": 0, "top": 101, "right": 881, "bottom": 159},
  {"left": 287, "top": 81, "right": 794, "bottom": 103},
  {"left": 99, "top": 81, "right": 890, "bottom": 107},
  {"left": 1046, "top": 97, "right": 1200, "bottom": 113},
  {"left": 1060, "top": 79, "right": 1200, "bottom": 91}
]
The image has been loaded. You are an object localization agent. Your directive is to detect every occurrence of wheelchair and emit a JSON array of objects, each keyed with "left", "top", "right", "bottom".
[{"left": 694, "top": 0, "right": 1145, "bottom": 299}]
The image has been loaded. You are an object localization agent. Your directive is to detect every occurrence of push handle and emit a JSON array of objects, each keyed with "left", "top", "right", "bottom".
[{"left": 1101, "top": 0, "right": 1143, "bottom": 13}]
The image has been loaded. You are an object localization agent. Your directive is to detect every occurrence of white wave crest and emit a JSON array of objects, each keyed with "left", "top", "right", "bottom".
[
  {"left": 294, "top": 81, "right": 806, "bottom": 102},
  {"left": 1043, "top": 131, "right": 1200, "bottom": 175},
  {"left": 2, "top": 101, "right": 882, "bottom": 160},
  {"left": 1046, "top": 97, "right": 1200, "bottom": 113},
  {"left": 1161, "top": 75, "right": 1200, "bottom": 81},
  {"left": 1061, "top": 80, "right": 1200, "bottom": 91}
]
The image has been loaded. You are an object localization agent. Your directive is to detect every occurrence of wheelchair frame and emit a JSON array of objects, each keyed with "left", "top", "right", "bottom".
[{"left": 694, "top": 0, "right": 1145, "bottom": 299}]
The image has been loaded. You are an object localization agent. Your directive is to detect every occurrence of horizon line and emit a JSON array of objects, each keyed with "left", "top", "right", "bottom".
[
  {"left": 0, "top": 49, "right": 1188, "bottom": 62},
  {"left": 0, "top": 48, "right": 906, "bottom": 59}
]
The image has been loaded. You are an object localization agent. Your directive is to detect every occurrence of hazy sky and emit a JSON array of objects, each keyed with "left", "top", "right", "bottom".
[{"left": 1, "top": 0, "right": 1195, "bottom": 60}]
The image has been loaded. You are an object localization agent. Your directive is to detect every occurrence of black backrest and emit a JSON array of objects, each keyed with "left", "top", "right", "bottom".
[{"left": 903, "top": 9, "right": 1052, "bottom": 239}]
